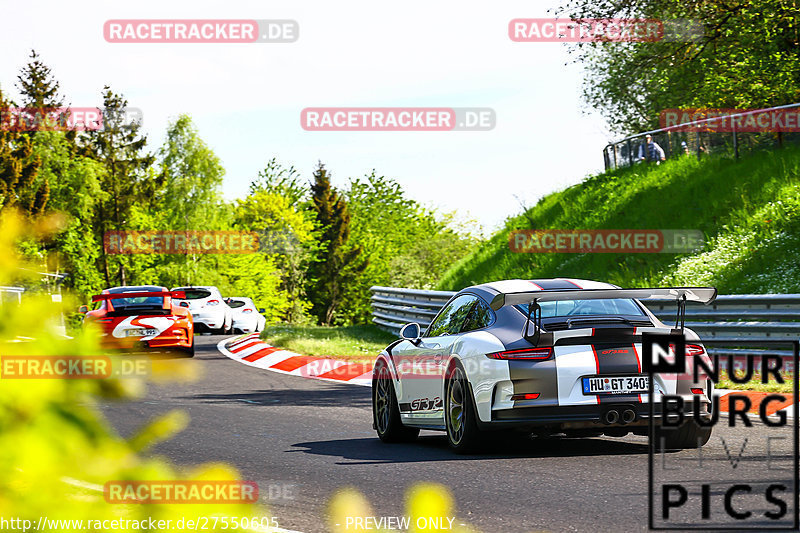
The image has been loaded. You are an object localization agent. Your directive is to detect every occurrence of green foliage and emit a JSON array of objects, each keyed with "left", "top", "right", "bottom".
[
  {"left": 0, "top": 88, "right": 46, "bottom": 217},
  {"left": 0, "top": 212, "right": 264, "bottom": 531},
  {"left": 306, "top": 163, "right": 367, "bottom": 325},
  {"left": 30, "top": 130, "right": 104, "bottom": 295},
  {"left": 157, "top": 114, "right": 225, "bottom": 230},
  {"left": 259, "top": 324, "right": 397, "bottom": 362},
  {"left": 16, "top": 49, "right": 64, "bottom": 109},
  {"left": 249, "top": 158, "right": 307, "bottom": 204},
  {"left": 234, "top": 187, "right": 317, "bottom": 323},
  {"left": 84, "top": 86, "right": 155, "bottom": 286},
  {"left": 438, "top": 146, "right": 800, "bottom": 293},
  {"left": 716, "top": 371, "right": 793, "bottom": 393},
  {"left": 3, "top": 53, "right": 477, "bottom": 326},
  {"left": 339, "top": 172, "right": 477, "bottom": 324},
  {"left": 559, "top": 0, "right": 800, "bottom": 134}
]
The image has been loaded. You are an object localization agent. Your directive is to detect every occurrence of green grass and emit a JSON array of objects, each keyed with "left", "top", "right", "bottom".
[
  {"left": 259, "top": 324, "right": 397, "bottom": 363},
  {"left": 437, "top": 146, "right": 800, "bottom": 293},
  {"left": 717, "top": 371, "right": 794, "bottom": 393}
]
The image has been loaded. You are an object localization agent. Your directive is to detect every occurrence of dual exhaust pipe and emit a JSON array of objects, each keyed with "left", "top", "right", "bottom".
[{"left": 603, "top": 408, "right": 636, "bottom": 425}]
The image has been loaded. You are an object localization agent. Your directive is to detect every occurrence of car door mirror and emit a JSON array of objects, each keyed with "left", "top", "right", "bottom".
[
  {"left": 78, "top": 305, "right": 88, "bottom": 314},
  {"left": 399, "top": 323, "right": 421, "bottom": 341},
  {"left": 258, "top": 308, "right": 265, "bottom": 314}
]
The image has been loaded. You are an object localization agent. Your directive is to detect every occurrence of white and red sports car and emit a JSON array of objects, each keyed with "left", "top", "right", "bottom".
[{"left": 372, "top": 278, "right": 717, "bottom": 453}]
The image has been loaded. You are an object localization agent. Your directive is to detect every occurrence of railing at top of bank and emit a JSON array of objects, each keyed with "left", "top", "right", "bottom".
[{"left": 602, "top": 102, "right": 800, "bottom": 171}]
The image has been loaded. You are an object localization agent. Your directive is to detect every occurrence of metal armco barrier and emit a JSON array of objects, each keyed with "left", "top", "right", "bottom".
[
  {"left": 370, "top": 287, "right": 800, "bottom": 369},
  {"left": 370, "top": 286, "right": 455, "bottom": 332}
]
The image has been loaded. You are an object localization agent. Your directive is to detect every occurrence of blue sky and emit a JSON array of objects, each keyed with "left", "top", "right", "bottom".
[{"left": 2, "top": 0, "right": 612, "bottom": 233}]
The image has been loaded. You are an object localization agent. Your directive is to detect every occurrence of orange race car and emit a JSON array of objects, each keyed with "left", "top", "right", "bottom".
[{"left": 80, "top": 285, "right": 194, "bottom": 357}]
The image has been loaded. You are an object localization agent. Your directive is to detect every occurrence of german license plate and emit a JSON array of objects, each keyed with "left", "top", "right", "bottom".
[
  {"left": 125, "top": 328, "right": 158, "bottom": 337},
  {"left": 583, "top": 375, "right": 649, "bottom": 395}
]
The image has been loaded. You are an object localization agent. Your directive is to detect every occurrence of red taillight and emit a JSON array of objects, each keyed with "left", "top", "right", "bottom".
[
  {"left": 691, "top": 388, "right": 704, "bottom": 395},
  {"left": 242, "top": 308, "right": 253, "bottom": 313},
  {"left": 669, "top": 343, "right": 706, "bottom": 356},
  {"left": 511, "top": 393, "right": 540, "bottom": 400},
  {"left": 687, "top": 344, "right": 706, "bottom": 356},
  {"left": 207, "top": 299, "right": 220, "bottom": 306},
  {"left": 487, "top": 347, "right": 553, "bottom": 360}
]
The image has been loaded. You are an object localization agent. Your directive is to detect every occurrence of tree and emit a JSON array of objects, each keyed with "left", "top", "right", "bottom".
[
  {"left": 29, "top": 129, "right": 105, "bottom": 297},
  {"left": 83, "top": 87, "right": 154, "bottom": 285},
  {"left": 235, "top": 189, "right": 317, "bottom": 322},
  {"left": 157, "top": 115, "right": 224, "bottom": 228},
  {"left": 559, "top": 0, "right": 800, "bottom": 134},
  {"left": 306, "top": 163, "right": 366, "bottom": 324},
  {"left": 249, "top": 158, "right": 306, "bottom": 204},
  {"left": 0, "top": 88, "right": 46, "bottom": 216},
  {"left": 15, "top": 50, "right": 78, "bottom": 145},
  {"left": 16, "top": 50, "right": 65, "bottom": 109},
  {"left": 152, "top": 115, "right": 226, "bottom": 285},
  {"left": 341, "top": 172, "right": 478, "bottom": 323}
]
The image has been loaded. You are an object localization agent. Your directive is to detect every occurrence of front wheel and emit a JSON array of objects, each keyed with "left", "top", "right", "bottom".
[
  {"left": 445, "top": 364, "right": 483, "bottom": 453},
  {"left": 373, "top": 362, "right": 419, "bottom": 443}
]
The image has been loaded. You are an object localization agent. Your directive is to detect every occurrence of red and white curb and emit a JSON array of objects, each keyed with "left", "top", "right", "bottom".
[{"left": 217, "top": 333, "right": 373, "bottom": 387}]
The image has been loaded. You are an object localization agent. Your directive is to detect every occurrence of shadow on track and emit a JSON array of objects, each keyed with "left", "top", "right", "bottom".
[
  {"left": 179, "top": 383, "right": 372, "bottom": 408},
  {"left": 290, "top": 434, "right": 651, "bottom": 464}
]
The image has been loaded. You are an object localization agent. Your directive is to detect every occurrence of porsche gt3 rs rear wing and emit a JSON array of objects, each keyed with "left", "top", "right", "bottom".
[
  {"left": 91, "top": 290, "right": 186, "bottom": 302},
  {"left": 488, "top": 287, "right": 717, "bottom": 310},
  {"left": 489, "top": 287, "right": 717, "bottom": 340},
  {"left": 91, "top": 290, "right": 187, "bottom": 317}
]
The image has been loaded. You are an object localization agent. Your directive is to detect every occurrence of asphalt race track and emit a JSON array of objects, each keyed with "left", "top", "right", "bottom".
[{"left": 99, "top": 336, "right": 796, "bottom": 533}]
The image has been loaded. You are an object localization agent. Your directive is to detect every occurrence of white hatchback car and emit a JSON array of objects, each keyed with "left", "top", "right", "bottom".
[
  {"left": 171, "top": 286, "right": 233, "bottom": 334},
  {"left": 225, "top": 297, "right": 267, "bottom": 334}
]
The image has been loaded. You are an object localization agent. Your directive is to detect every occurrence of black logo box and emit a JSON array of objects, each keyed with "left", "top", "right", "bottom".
[{"left": 645, "top": 335, "right": 799, "bottom": 530}]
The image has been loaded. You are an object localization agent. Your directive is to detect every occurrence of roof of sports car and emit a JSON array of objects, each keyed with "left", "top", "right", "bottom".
[{"left": 475, "top": 278, "right": 618, "bottom": 294}]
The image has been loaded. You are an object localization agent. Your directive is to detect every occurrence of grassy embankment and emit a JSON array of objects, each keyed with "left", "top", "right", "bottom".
[
  {"left": 437, "top": 146, "right": 800, "bottom": 293},
  {"left": 260, "top": 324, "right": 396, "bottom": 363}
]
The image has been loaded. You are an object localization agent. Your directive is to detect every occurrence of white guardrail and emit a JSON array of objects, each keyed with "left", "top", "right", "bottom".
[
  {"left": 370, "top": 286, "right": 800, "bottom": 359},
  {"left": 0, "top": 286, "right": 25, "bottom": 305}
]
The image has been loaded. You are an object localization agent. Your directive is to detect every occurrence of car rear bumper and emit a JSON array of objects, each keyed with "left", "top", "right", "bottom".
[
  {"left": 232, "top": 317, "right": 257, "bottom": 333},
  {"left": 99, "top": 332, "right": 192, "bottom": 351},
  {"left": 484, "top": 402, "right": 711, "bottom": 431}
]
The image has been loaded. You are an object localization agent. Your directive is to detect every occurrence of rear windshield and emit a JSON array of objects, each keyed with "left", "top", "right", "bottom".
[
  {"left": 227, "top": 300, "right": 246, "bottom": 309},
  {"left": 107, "top": 287, "right": 165, "bottom": 309},
  {"left": 177, "top": 289, "right": 212, "bottom": 300},
  {"left": 518, "top": 298, "right": 645, "bottom": 318},
  {"left": 112, "top": 295, "right": 163, "bottom": 308}
]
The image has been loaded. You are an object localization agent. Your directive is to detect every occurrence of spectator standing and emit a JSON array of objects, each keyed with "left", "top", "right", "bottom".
[{"left": 638, "top": 134, "right": 666, "bottom": 163}]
